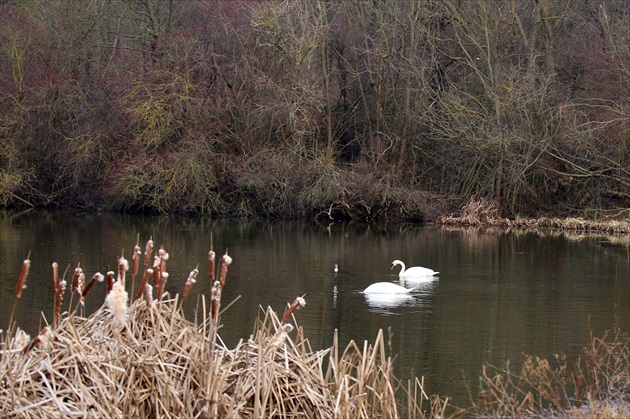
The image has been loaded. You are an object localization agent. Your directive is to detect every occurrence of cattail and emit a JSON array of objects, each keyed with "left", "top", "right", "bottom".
[
  {"left": 22, "top": 326, "right": 52, "bottom": 355},
  {"left": 210, "top": 280, "right": 221, "bottom": 320},
  {"left": 118, "top": 256, "right": 129, "bottom": 286},
  {"left": 106, "top": 271, "right": 115, "bottom": 295},
  {"left": 54, "top": 280, "right": 67, "bottom": 327},
  {"left": 159, "top": 247, "right": 169, "bottom": 273},
  {"left": 219, "top": 253, "right": 232, "bottom": 287},
  {"left": 106, "top": 279, "right": 128, "bottom": 327},
  {"left": 51, "top": 262, "right": 58, "bottom": 293},
  {"left": 71, "top": 265, "right": 82, "bottom": 294},
  {"left": 82, "top": 272, "right": 104, "bottom": 297},
  {"left": 136, "top": 268, "right": 153, "bottom": 299},
  {"left": 144, "top": 283, "right": 153, "bottom": 308},
  {"left": 132, "top": 245, "right": 142, "bottom": 277},
  {"left": 12, "top": 328, "right": 30, "bottom": 351},
  {"left": 281, "top": 296, "right": 306, "bottom": 324},
  {"left": 144, "top": 239, "right": 153, "bottom": 268},
  {"left": 16, "top": 259, "right": 30, "bottom": 299},
  {"left": 22, "top": 335, "right": 40, "bottom": 355},
  {"left": 182, "top": 267, "right": 199, "bottom": 304},
  {"left": 77, "top": 271, "right": 86, "bottom": 306},
  {"left": 155, "top": 271, "right": 169, "bottom": 300},
  {"left": 152, "top": 258, "right": 161, "bottom": 287},
  {"left": 270, "top": 323, "right": 295, "bottom": 348},
  {"left": 208, "top": 250, "right": 216, "bottom": 281}
]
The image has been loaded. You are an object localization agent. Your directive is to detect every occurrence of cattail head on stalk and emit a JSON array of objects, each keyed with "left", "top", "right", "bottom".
[
  {"left": 270, "top": 323, "right": 295, "bottom": 348},
  {"left": 51, "top": 262, "right": 58, "bottom": 293},
  {"left": 118, "top": 256, "right": 129, "bottom": 286},
  {"left": 71, "top": 265, "right": 82, "bottom": 294},
  {"left": 144, "top": 239, "right": 154, "bottom": 268},
  {"left": 16, "top": 259, "right": 31, "bottom": 299},
  {"left": 106, "top": 271, "right": 115, "bottom": 295},
  {"left": 77, "top": 271, "right": 86, "bottom": 306},
  {"left": 132, "top": 245, "right": 142, "bottom": 277},
  {"left": 22, "top": 326, "right": 53, "bottom": 355},
  {"left": 144, "top": 283, "right": 153, "bottom": 308},
  {"left": 82, "top": 272, "right": 104, "bottom": 298},
  {"left": 159, "top": 248, "right": 169, "bottom": 273},
  {"left": 155, "top": 271, "right": 169, "bottom": 300},
  {"left": 281, "top": 296, "right": 306, "bottom": 324},
  {"left": 219, "top": 253, "right": 232, "bottom": 287},
  {"left": 181, "top": 267, "right": 199, "bottom": 304},
  {"left": 53, "top": 280, "right": 67, "bottom": 327},
  {"left": 210, "top": 280, "right": 221, "bottom": 320},
  {"left": 208, "top": 250, "right": 216, "bottom": 281},
  {"left": 136, "top": 268, "right": 153, "bottom": 300}
]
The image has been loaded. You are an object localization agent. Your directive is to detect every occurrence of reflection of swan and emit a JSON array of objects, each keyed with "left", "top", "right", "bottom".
[
  {"left": 363, "top": 282, "right": 411, "bottom": 294},
  {"left": 334, "top": 264, "right": 338, "bottom": 274},
  {"left": 391, "top": 259, "right": 438, "bottom": 278}
]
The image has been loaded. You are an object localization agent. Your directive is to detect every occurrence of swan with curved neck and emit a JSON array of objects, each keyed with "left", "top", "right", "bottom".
[
  {"left": 363, "top": 282, "right": 411, "bottom": 294},
  {"left": 391, "top": 259, "right": 438, "bottom": 278}
]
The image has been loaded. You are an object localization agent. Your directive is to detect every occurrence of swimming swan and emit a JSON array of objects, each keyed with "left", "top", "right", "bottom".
[
  {"left": 363, "top": 282, "right": 411, "bottom": 294},
  {"left": 391, "top": 259, "right": 438, "bottom": 278}
]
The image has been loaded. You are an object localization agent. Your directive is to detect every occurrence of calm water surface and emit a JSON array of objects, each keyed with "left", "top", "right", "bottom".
[{"left": 1, "top": 210, "right": 628, "bottom": 407}]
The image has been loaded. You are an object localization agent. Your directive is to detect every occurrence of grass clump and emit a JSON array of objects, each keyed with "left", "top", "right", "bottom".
[{"left": 472, "top": 328, "right": 630, "bottom": 418}]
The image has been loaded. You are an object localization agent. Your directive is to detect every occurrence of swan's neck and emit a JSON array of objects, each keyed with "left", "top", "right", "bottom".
[{"left": 398, "top": 262, "right": 406, "bottom": 274}]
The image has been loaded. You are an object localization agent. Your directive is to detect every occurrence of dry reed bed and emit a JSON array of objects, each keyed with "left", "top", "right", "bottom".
[
  {"left": 0, "top": 300, "right": 417, "bottom": 418},
  {"left": 0, "top": 242, "right": 441, "bottom": 418},
  {"left": 437, "top": 196, "right": 630, "bottom": 234}
]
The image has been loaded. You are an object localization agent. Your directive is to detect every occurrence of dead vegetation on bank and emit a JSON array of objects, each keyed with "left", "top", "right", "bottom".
[
  {"left": 1, "top": 239, "right": 628, "bottom": 418},
  {"left": 436, "top": 196, "right": 630, "bottom": 235}
]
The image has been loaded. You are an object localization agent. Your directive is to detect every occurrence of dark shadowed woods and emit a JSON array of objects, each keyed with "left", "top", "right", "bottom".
[{"left": 0, "top": 0, "right": 628, "bottom": 221}]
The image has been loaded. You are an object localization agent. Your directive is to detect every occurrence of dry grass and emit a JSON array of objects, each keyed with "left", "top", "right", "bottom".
[
  {"left": 437, "top": 196, "right": 630, "bottom": 234},
  {"left": 472, "top": 328, "right": 630, "bottom": 418},
  {"left": 0, "top": 242, "right": 444, "bottom": 418}
]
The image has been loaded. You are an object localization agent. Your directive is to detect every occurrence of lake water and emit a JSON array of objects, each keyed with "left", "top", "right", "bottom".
[{"left": 1, "top": 210, "right": 628, "bottom": 408}]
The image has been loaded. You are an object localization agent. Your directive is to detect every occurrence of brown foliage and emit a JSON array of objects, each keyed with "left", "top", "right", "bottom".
[{"left": 0, "top": 1, "right": 628, "bottom": 220}]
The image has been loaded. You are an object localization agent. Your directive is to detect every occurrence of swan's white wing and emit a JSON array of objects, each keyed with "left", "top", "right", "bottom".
[
  {"left": 400, "top": 266, "right": 438, "bottom": 277},
  {"left": 363, "top": 282, "right": 411, "bottom": 294}
]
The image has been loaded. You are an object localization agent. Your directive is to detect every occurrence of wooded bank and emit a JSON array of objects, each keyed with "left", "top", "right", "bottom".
[{"left": 1, "top": 1, "right": 628, "bottom": 221}]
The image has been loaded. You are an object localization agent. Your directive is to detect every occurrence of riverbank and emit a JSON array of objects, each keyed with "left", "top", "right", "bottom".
[{"left": 436, "top": 196, "right": 630, "bottom": 235}]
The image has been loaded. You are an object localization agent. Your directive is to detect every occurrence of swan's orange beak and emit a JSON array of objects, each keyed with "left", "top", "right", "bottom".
[{"left": 390, "top": 264, "right": 394, "bottom": 270}]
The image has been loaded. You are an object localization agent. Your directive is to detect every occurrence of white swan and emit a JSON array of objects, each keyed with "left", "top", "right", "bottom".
[
  {"left": 391, "top": 259, "right": 438, "bottom": 278},
  {"left": 363, "top": 282, "right": 411, "bottom": 294}
]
